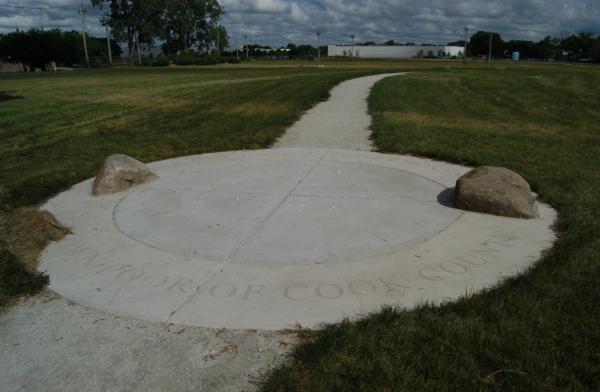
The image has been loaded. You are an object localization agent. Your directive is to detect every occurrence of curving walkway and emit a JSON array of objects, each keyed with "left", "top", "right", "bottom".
[
  {"left": 0, "top": 72, "right": 556, "bottom": 392},
  {"left": 0, "top": 73, "right": 405, "bottom": 392},
  {"left": 274, "top": 73, "right": 404, "bottom": 150}
]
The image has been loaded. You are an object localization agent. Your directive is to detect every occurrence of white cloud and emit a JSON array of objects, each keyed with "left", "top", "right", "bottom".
[
  {"left": 222, "top": 0, "right": 292, "bottom": 13},
  {"left": 1, "top": 0, "right": 599, "bottom": 47}
]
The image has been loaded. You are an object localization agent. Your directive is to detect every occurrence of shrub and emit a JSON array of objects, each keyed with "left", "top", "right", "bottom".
[
  {"left": 151, "top": 57, "right": 171, "bottom": 67},
  {"left": 174, "top": 52, "right": 227, "bottom": 66},
  {"left": 141, "top": 56, "right": 170, "bottom": 67}
]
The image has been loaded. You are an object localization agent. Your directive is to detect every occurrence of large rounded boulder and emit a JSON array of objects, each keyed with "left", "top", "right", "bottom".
[
  {"left": 454, "top": 166, "right": 537, "bottom": 218},
  {"left": 92, "top": 154, "right": 157, "bottom": 195}
]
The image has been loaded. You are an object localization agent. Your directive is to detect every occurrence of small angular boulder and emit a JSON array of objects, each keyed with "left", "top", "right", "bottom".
[
  {"left": 454, "top": 166, "right": 537, "bottom": 218},
  {"left": 92, "top": 154, "right": 157, "bottom": 195}
]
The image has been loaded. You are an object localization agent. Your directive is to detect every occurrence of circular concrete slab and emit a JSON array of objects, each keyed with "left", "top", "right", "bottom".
[{"left": 40, "top": 148, "right": 556, "bottom": 330}]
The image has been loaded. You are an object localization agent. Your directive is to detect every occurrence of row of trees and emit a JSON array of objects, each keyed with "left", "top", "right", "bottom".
[
  {"left": 221, "top": 43, "right": 328, "bottom": 60},
  {"left": 451, "top": 31, "right": 600, "bottom": 61},
  {"left": 92, "top": 0, "right": 228, "bottom": 65},
  {"left": 0, "top": 29, "right": 121, "bottom": 70}
]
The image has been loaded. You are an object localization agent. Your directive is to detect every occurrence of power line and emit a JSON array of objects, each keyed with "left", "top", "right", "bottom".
[
  {"left": 9, "top": 25, "right": 79, "bottom": 30},
  {"left": 0, "top": 2, "right": 78, "bottom": 10}
]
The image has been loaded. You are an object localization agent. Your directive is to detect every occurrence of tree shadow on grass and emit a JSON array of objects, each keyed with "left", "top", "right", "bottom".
[{"left": 0, "top": 92, "right": 24, "bottom": 102}]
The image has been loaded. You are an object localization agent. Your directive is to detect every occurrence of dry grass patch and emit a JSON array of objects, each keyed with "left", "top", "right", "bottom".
[
  {"left": 216, "top": 102, "right": 290, "bottom": 117},
  {"left": 0, "top": 208, "right": 69, "bottom": 309},
  {"left": 383, "top": 111, "right": 576, "bottom": 137},
  {"left": 0, "top": 208, "right": 70, "bottom": 272}
]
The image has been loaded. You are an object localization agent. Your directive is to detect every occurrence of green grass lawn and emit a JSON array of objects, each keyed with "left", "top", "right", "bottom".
[
  {"left": 261, "top": 66, "right": 600, "bottom": 390},
  {"left": 0, "top": 60, "right": 504, "bottom": 306},
  {"left": 0, "top": 65, "right": 393, "bottom": 306},
  {"left": 0, "top": 66, "right": 378, "bottom": 210},
  {"left": 1, "top": 61, "right": 599, "bottom": 390}
]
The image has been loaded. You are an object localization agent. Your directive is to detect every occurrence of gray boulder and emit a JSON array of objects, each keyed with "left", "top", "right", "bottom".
[
  {"left": 92, "top": 154, "right": 157, "bottom": 195},
  {"left": 455, "top": 166, "right": 537, "bottom": 218}
]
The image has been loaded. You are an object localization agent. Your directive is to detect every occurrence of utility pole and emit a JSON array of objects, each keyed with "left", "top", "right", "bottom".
[
  {"left": 350, "top": 34, "right": 355, "bottom": 58},
  {"left": 105, "top": 25, "right": 112, "bottom": 66},
  {"left": 135, "top": 31, "right": 142, "bottom": 65},
  {"left": 245, "top": 34, "right": 249, "bottom": 59},
  {"left": 316, "top": 31, "right": 320, "bottom": 63},
  {"left": 79, "top": 2, "right": 90, "bottom": 68},
  {"left": 216, "top": 30, "right": 220, "bottom": 56},
  {"left": 463, "top": 27, "right": 469, "bottom": 64},
  {"left": 488, "top": 31, "right": 493, "bottom": 63}
]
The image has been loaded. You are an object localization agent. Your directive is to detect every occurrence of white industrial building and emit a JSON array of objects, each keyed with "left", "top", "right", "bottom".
[{"left": 327, "top": 45, "right": 463, "bottom": 59}]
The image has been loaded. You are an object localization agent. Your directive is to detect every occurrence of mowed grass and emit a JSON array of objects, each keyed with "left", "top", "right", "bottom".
[
  {"left": 261, "top": 66, "right": 600, "bottom": 390},
  {"left": 2, "top": 61, "right": 599, "bottom": 389},
  {"left": 1, "top": 65, "right": 397, "bottom": 306},
  {"left": 0, "top": 67, "right": 376, "bottom": 210},
  {"left": 0, "top": 60, "right": 521, "bottom": 306}
]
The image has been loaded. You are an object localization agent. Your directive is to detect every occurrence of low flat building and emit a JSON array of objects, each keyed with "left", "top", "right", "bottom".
[
  {"left": 327, "top": 45, "right": 463, "bottom": 59},
  {"left": 0, "top": 61, "right": 24, "bottom": 72}
]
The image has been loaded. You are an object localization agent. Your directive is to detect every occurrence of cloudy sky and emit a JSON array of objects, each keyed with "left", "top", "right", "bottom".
[{"left": 1, "top": 0, "right": 599, "bottom": 47}]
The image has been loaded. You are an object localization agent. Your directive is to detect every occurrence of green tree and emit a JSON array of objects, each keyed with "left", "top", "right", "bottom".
[
  {"left": 0, "top": 29, "right": 121, "bottom": 69},
  {"left": 537, "top": 36, "right": 559, "bottom": 60},
  {"left": 91, "top": 0, "right": 164, "bottom": 65},
  {"left": 505, "top": 40, "right": 538, "bottom": 59},
  {"left": 161, "top": 0, "right": 224, "bottom": 54},
  {"left": 561, "top": 32, "right": 595, "bottom": 61},
  {"left": 587, "top": 36, "right": 600, "bottom": 61},
  {"left": 469, "top": 31, "right": 506, "bottom": 57},
  {"left": 211, "top": 25, "right": 229, "bottom": 54}
]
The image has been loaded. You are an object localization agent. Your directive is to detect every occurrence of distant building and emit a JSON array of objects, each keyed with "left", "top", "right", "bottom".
[
  {"left": 0, "top": 61, "right": 24, "bottom": 72},
  {"left": 327, "top": 45, "right": 463, "bottom": 59}
]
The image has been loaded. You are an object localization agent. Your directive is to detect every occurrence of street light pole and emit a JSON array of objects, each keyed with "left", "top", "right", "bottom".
[
  {"left": 217, "top": 28, "right": 221, "bottom": 57},
  {"left": 316, "top": 31, "right": 320, "bottom": 63},
  {"left": 79, "top": 2, "right": 90, "bottom": 68},
  {"left": 245, "top": 34, "right": 249, "bottom": 59},
  {"left": 350, "top": 34, "right": 355, "bottom": 58},
  {"left": 463, "top": 27, "right": 469, "bottom": 64},
  {"left": 105, "top": 25, "right": 112, "bottom": 66},
  {"left": 488, "top": 31, "right": 493, "bottom": 63},
  {"left": 135, "top": 31, "right": 142, "bottom": 65}
]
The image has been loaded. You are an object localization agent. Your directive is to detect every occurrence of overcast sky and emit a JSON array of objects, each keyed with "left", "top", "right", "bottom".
[{"left": 1, "top": 0, "right": 599, "bottom": 47}]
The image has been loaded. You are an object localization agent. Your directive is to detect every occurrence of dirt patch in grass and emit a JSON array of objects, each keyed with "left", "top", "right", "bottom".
[{"left": 0, "top": 208, "right": 70, "bottom": 309}]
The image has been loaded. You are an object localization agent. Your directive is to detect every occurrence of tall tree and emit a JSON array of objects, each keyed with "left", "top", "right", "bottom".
[
  {"left": 0, "top": 29, "right": 121, "bottom": 69},
  {"left": 161, "top": 0, "right": 224, "bottom": 54},
  {"left": 587, "top": 36, "right": 600, "bottom": 61},
  {"left": 469, "top": 31, "right": 506, "bottom": 57},
  {"left": 537, "top": 36, "right": 559, "bottom": 60},
  {"left": 211, "top": 25, "right": 228, "bottom": 54},
  {"left": 91, "top": 0, "right": 163, "bottom": 65},
  {"left": 561, "top": 32, "right": 595, "bottom": 60}
]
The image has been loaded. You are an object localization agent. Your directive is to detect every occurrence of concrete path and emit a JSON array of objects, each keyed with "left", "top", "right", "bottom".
[
  {"left": 0, "top": 73, "right": 557, "bottom": 392},
  {"left": 274, "top": 73, "right": 404, "bottom": 150},
  {"left": 1, "top": 73, "right": 404, "bottom": 392},
  {"left": 0, "top": 292, "right": 295, "bottom": 392},
  {"left": 37, "top": 149, "right": 556, "bottom": 330}
]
